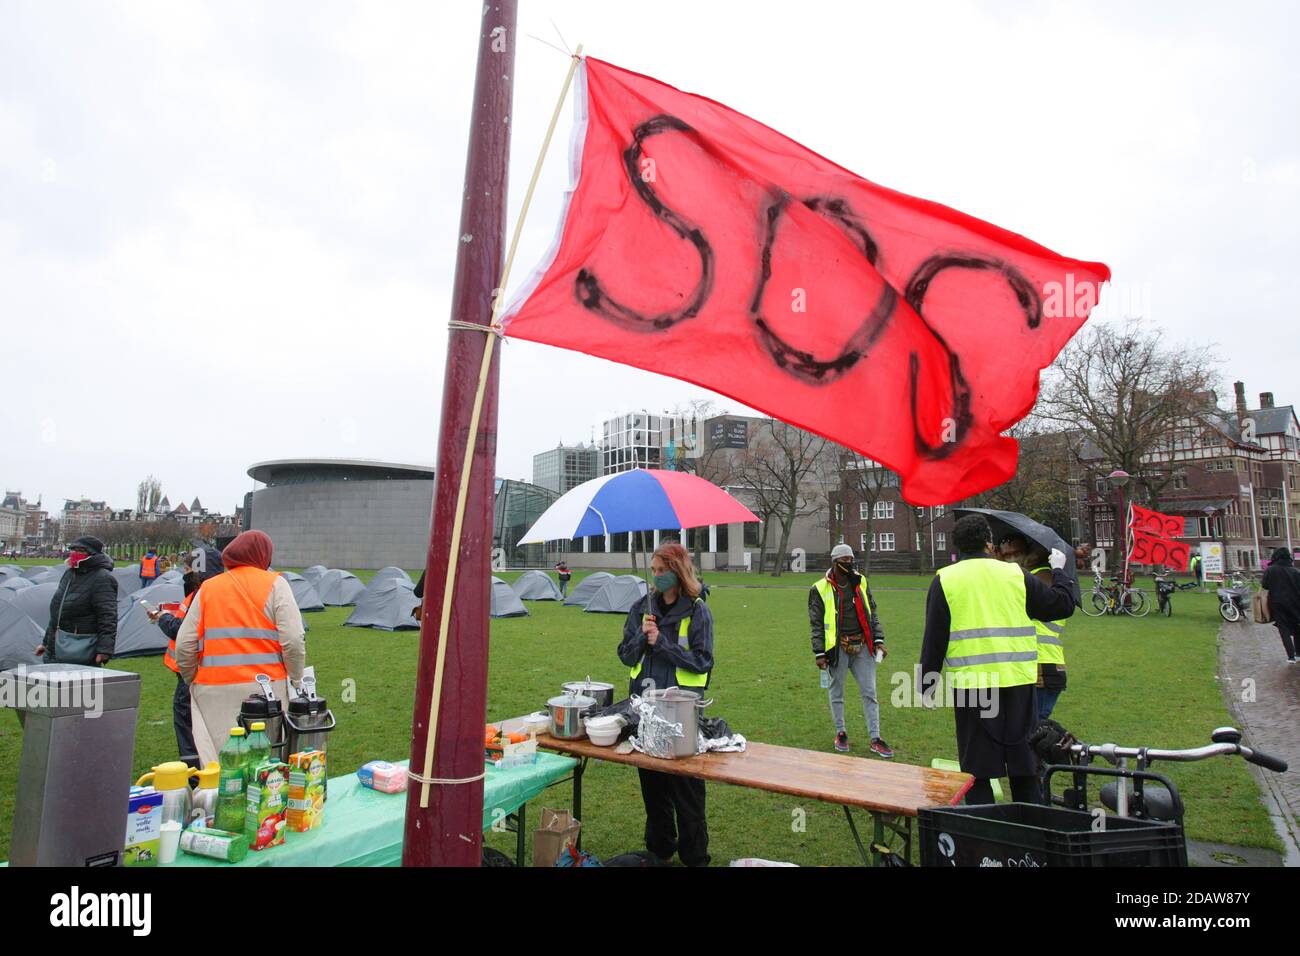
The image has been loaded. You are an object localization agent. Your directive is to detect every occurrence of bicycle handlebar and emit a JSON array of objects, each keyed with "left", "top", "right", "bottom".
[{"left": 1068, "top": 740, "right": 1288, "bottom": 773}]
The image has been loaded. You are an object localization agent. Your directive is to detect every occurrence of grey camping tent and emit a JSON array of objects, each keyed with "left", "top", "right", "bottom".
[
  {"left": 0, "top": 565, "right": 23, "bottom": 578},
  {"left": 111, "top": 564, "right": 142, "bottom": 593},
  {"left": 371, "top": 566, "right": 413, "bottom": 587},
  {"left": 563, "top": 571, "right": 615, "bottom": 607},
  {"left": 345, "top": 577, "right": 421, "bottom": 631},
  {"left": 490, "top": 576, "right": 528, "bottom": 618},
  {"left": 21, "top": 564, "right": 60, "bottom": 580},
  {"left": 511, "top": 569, "right": 563, "bottom": 601},
  {"left": 316, "top": 569, "right": 366, "bottom": 606},
  {"left": 0, "top": 577, "right": 36, "bottom": 598},
  {"left": 280, "top": 572, "right": 325, "bottom": 612},
  {"left": 302, "top": 565, "right": 328, "bottom": 585},
  {"left": 114, "top": 582, "right": 185, "bottom": 657},
  {"left": 583, "top": 575, "right": 648, "bottom": 614},
  {"left": 0, "top": 600, "right": 43, "bottom": 670},
  {"left": 8, "top": 582, "right": 56, "bottom": 632}
]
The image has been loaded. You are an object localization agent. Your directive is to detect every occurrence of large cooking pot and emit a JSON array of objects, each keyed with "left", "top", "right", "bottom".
[
  {"left": 643, "top": 688, "right": 708, "bottom": 759},
  {"left": 561, "top": 679, "right": 615, "bottom": 710},
  {"left": 547, "top": 692, "right": 596, "bottom": 740}
]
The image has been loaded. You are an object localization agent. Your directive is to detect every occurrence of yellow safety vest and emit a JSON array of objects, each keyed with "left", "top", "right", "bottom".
[
  {"left": 1029, "top": 566, "right": 1066, "bottom": 667},
  {"left": 936, "top": 558, "right": 1038, "bottom": 690},
  {"left": 629, "top": 597, "right": 709, "bottom": 688},
  {"left": 812, "top": 575, "right": 872, "bottom": 652}
]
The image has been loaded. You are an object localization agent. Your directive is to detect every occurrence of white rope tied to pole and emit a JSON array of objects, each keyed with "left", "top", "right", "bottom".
[{"left": 416, "top": 45, "right": 585, "bottom": 809}]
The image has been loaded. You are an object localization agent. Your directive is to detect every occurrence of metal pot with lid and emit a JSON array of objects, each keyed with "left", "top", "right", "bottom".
[
  {"left": 547, "top": 692, "right": 596, "bottom": 740},
  {"left": 643, "top": 688, "right": 709, "bottom": 759},
  {"left": 560, "top": 677, "right": 615, "bottom": 710}
]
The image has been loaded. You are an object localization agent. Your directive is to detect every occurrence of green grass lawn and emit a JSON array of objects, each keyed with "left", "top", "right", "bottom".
[{"left": 0, "top": 566, "right": 1274, "bottom": 864}]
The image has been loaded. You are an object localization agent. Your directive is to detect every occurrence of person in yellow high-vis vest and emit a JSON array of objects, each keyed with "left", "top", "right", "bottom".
[
  {"left": 810, "top": 543, "right": 892, "bottom": 758},
  {"left": 617, "top": 541, "right": 713, "bottom": 866},
  {"left": 997, "top": 534, "right": 1068, "bottom": 721},
  {"left": 920, "top": 514, "right": 1075, "bottom": 805}
]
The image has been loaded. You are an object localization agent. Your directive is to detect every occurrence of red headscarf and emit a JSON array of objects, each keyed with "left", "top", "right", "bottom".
[{"left": 222, "top": 530, "right": 274, "bottom": 570}]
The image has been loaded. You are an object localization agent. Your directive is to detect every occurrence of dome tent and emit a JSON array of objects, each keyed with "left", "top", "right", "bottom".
[
  {"left": 0, "top": 566, "right": 23, "bottom": 578},
  {"left": 583, "top": 575, "right": 648, "bottom": 614},
  {"left": 0, "top": 601, "right": 42, "bottom": 670},
  {"left": 114, "top": 582, "right": 186, "bottom": 657},
  {"left": 371, "top": 566, "right": 413, "bottom": 587},
  {"left": 280, "top": 572, "right": 325, "bottom": 612},
  {"left": 490, "top": 577, "right": 528, "bottom": 618},
  {"left": 21, "top": 565, "right": 60, "bottom": 580},
  {"left": 0, "top": 577, "right": 36, "bottom": 598},
  {"left": 111, "top": 564, "right": 141, "bottom": 593},
  {"left": 316, "top": 569, "right": 366, "bottom": 606},
  {"left": 563, "top": 571, "right": 614, "bottom": 608},
  {"left": 302, "top": 565, "right": 328, "bottom": 585},
  {"left": 345, "top": 577, "right": 420, "bottom": 631},
  {"left": 511, "top": 570, "right": 563, "bottom": 601},
  {"left": 8, "top": 582, "right": 57, "bottom": 631}
]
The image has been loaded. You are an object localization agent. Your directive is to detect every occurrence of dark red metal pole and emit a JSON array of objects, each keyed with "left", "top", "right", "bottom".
[{"left": 403, "top": 0, "right": 516, "bottom": 867}]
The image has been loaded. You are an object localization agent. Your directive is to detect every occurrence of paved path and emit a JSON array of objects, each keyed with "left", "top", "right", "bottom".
[{"left": 1217, "top": 616, "right": 1300, "bottom": 865}]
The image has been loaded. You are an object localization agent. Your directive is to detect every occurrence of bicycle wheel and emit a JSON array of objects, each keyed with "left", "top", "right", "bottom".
[
  {"left": 1082, "top": 591, "right": 1108, "bottom": 617},
  {"left": 1220, "top": 600, "right": 1240, "bottom": 623},
  {"left": 1124, "top": 588, "right": 1150, "bottom": 617}
]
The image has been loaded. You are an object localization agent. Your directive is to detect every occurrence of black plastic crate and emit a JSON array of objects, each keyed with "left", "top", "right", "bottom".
[{"left": 919, "top": 803, "right": 1186, "bottom": 867}]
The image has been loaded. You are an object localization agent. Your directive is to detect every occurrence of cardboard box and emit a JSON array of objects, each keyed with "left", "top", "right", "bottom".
[{"left": 533, "top": 807, "right": 581, "bottom": 868}]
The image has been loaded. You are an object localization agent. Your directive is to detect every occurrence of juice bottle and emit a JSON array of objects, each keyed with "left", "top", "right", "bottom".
[
  {"left": 214, "top": 727, "right": 247, "bottom": 832},
  {"left": 245, "top": 721, "right": 270, "bottom": 779}
]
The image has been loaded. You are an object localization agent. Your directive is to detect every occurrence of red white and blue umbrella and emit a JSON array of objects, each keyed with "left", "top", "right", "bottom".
[{"left": 517, "top": 468, "right": 758, "bottom": 545}]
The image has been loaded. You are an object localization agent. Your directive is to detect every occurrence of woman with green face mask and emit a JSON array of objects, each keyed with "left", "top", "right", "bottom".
[{"left": 616, "top": 541, "right": 714, "bottom": 866}]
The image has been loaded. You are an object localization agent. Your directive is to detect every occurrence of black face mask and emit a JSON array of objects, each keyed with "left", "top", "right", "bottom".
[{"left": 835, "top": 560, "right": 854, "bottom": 576}]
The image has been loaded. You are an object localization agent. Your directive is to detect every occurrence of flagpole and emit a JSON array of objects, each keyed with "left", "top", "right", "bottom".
[
  {"left": 403, "top": 11, "right": 584, "bottom": 865},
  {"left": 402, "top": 0, "right": 516, "bottom": 867}
]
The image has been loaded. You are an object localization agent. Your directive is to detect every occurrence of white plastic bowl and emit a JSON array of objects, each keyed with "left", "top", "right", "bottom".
[{"left": 585, "top": 716, "right": 621, "bottom": 746}]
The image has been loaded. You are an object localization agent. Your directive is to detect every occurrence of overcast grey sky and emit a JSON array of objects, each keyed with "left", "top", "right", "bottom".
[{"left": 2, "top": 0, "right": 1297, "bottom": 515}]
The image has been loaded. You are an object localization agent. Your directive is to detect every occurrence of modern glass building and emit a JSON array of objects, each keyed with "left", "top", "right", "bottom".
[
  {"left": 532, "top": 444, "right": 600, "bottom": 494},
  {"left": 494, "top": 478, "right": 560, "bottom": 568}
]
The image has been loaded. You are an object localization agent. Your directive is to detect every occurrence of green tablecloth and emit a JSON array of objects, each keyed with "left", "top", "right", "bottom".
[{"left": 172, "top": 753, "right": 576, "bottom": 867}]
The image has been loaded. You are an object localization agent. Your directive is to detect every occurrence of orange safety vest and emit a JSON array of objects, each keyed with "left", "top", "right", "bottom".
[
  {"left": 162, "top": 591, "right": 196, "bottom": 675},
  {"left": 140, "top": 555, "right": 159, "bottom": 578},
  {"left": 191, "top": 566, "right": 287, "bottom": 686}
]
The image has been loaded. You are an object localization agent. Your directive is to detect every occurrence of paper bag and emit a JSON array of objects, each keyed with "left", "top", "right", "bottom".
[
  {"left": 1253, "top": 590, "right": 1272, "bottom": 625},
  {"left": 533, "top": 807, "right": 581, "bottom": 868}
]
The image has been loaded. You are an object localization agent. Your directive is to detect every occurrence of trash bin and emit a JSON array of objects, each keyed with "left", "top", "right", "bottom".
[{"left": 2, "top": 664, "right": 142, "bottom": 866}]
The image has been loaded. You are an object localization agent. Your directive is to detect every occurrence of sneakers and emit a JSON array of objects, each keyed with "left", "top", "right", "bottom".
[
  {"left": 869, "top": 738, "right": 895, "bottom": 759},
  {"left": 833, "top": 731, "right": 850, "bottom": 752}
]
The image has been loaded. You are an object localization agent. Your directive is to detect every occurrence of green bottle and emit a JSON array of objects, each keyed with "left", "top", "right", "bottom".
[
  {"left": 214, "top": 727, "right": 247, "bottom": 832},
  {"left": 245, "top": 721, "right": 271, "bottom": 779}
]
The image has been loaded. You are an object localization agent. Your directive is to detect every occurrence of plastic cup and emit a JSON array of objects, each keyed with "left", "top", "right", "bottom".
[{"left": 159, "top": 821, "right": 182, "bottom": 864}]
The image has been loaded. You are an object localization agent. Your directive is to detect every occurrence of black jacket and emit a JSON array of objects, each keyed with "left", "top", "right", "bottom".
[
  {"left": 618, "top": 591, "right": 714, "bottom": 696},
  {"left": 808, "top": 569, "right": 885, "bottom": 663},
  {"left": 43, "top": 553, "right": 119, "bottom": 658}
]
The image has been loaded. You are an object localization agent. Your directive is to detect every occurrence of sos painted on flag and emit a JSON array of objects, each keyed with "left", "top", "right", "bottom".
[
  {"left": 502, "top": 58, "right": 1110, "bottom": 504},
  {"left": 1128, "top": 527, "right": 1191, "bottom": 572},
  {"left": 1129, "top": 503, "right": 1184, "bottom": 540}
]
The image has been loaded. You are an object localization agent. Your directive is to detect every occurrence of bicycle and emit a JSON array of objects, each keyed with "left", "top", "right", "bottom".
[
  {"left": 1152, "top": 573, "right": 1196, "bottom": 617},
  {"left": 1041, "top": 724, "right": 1287, "bottom": 835},
  {"left": 1080, "top": 570, "right": 1149, "bottom": 617}
]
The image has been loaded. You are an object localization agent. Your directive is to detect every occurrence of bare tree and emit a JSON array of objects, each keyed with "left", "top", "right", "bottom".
[
  {"left": 1038, "top": 318, "right": 1218, "bottom": 565},
  {"left": 966, "top": 419, "right": 1076, "bottom": 540},
  {"left": 838, "top": 454, "right": 900, "bottom": 574},
  {"left": 735, "top": 420, "right": 835, "bottom": 577},
  {"left": 136, "top": 476, "right": 163, "bottom": 514}
]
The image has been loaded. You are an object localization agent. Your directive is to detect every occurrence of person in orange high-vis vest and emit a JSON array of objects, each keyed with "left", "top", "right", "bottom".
[
  {"left": 149, "top": 546, "right": 226, "bottom": 768},
  {"left": 174, "top": 531, "right": 305, "bottom": 767},
  {"left": 139, "top": 550, "right": 159, "bottom": 590}
]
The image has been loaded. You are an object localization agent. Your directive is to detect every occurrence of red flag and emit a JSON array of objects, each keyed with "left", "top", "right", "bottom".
[
  {"left": 503, "top": 58, "right": 1110, "bottom": 504},
  {"left": 1128, "top": 503, "right": 1183, "bottom": 540},
  {"left": 1128, "top": 527, "right": 1190, "bottom": 572}
]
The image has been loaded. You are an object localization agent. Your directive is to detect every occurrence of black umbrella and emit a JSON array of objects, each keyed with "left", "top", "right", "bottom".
[{"left": 952, "top": 507, "right": 1081, "bottom": 606}]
